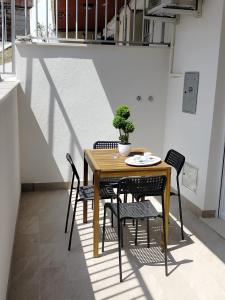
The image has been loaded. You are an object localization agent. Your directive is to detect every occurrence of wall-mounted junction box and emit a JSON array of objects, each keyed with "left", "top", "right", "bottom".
[
  {"left": 182, "top": 162, "right": 198, "bottom": 192},
  {"left": 182, "top": 72, "right": 199, "bottom": 114}
]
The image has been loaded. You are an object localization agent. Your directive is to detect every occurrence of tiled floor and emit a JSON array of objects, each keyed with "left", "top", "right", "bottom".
[
  {"left": 7, "top": 190, "right": 225, "bottom": 300},
  {"left": 201, "top": 217, "right": 225, "bottom": 240}
]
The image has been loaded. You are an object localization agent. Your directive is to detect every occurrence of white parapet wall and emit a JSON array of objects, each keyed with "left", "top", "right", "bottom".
[
  {"left": 15, "top": 42, "right": 170, "bottom": 183},
  {"left": 0, "top": 82, "right": 20, "bottom": 300}
]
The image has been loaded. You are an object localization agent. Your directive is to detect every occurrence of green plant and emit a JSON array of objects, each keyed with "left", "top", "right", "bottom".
[
  {"left": 37, "top": 22, "right": 46, "bottom": 38},
  {"left": 113, "top": 105, "right": 135, "bottom": 144}
]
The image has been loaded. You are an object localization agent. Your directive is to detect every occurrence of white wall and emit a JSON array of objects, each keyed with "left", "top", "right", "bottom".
[
  {"left": 205, "top": 1, "right": 225, "bottom": 212},
  {"left": 163, "top": 0, "right": 224, "bottom": 210},
  {"left": 16, "top": 43, "right": 169, "bottom": 183},
  {"left": 0, "top": 83, "right": 20, "bottom": 300}
]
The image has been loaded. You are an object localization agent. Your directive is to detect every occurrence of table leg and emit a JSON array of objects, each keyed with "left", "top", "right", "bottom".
[
  {"left": 93, "top": 171, "right": 100, "bottom": 257},
  {"left": 83, "top": 155, "right": 88, "bottom": 223},
  {"left": 164, "top": 168, "right": 171, "bottom": 243}
]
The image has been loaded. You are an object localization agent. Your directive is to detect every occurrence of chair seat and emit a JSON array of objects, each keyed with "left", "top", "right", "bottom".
[
  {"left": 79, "top": 185, "right": 116, "bottom": 200},
  {"left": 107, "top": 200, "right": 159, "bottom": 219},
  {"left": 100, "top": 177, "right": 122, "bottom": 188}
]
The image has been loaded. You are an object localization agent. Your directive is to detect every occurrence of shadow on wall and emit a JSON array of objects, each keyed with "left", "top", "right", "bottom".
[
  {"left": 38, "top": 57, "right": 84, "bottom": 158},
  {"left": 16, "top": 44, "right": 169, "bottom": 183},
  {"left": 18, "top": 85, "right": 64, "bottom": 183},
  {"left": 17, "top": 51, "right": 85, "bottom": 183}
]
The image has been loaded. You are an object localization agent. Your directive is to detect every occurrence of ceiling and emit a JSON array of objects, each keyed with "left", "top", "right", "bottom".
[{"left": 57, "top": 0, "right": 125, "bottom": 33}]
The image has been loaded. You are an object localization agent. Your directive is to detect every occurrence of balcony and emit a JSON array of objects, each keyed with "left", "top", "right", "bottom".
[
  {"left": 1, "top": 0, "right": 225, "bottom": 300},
  {"left": 6, "top": 188, "right": 225, "bottom": 299}
]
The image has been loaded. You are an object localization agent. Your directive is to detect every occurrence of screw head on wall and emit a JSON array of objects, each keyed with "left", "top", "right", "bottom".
[{"left": 136, "top": 96, "right": 142, "bottom": 102}]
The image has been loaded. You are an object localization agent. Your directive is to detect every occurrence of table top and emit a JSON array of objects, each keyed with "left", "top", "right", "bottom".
[{"left": 84, "top": 148, "right": 171, "bottom": 177}]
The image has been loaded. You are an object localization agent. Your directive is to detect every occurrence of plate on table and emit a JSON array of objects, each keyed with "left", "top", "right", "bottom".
[{"left": 125, "top": 155, "right": 161, "bottom": 166}]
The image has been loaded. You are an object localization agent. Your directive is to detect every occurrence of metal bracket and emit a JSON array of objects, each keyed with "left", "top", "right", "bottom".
[{"left": 144, "top": 15, "right": 178, "bottom": 24}]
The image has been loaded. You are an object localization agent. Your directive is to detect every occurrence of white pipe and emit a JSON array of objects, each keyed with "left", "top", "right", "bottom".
[
  {"left": 169, "top": 23, "right": 182, "bottom": 77},
  {"left": 169, "top": 23, "right": 175, "bottom": 74},
  {"left": 1, "top": 0, "right": 5, "bottom": 73},
  {"left": 46, "top": 0, "right": 48, "bottom": 38},
  {"left": 56, "top": 0, "right": 58, "bottom": 38},
  {"left": 25, "top": 0, "right": 27, "bottom": 35},
  {"left": 75, "top": 0, "right": 78, "bottom": 39},
  {"left": 132, "top": 0, "right": 136, "bottom": 42},
  {"left": 35, "top": 0, "right": 38, "bottom": 37},
  {"left": 142, "top": 0, "right": 146, "bottom": 43},
  {"left": 95, "top": 0, "right": 98, "bottom": 40},
  {"left": 85, "top": 0, "right": 88, "bottom": 39},
  {"left": 66, "top": 0, "right": 68, "bottom": 39},
  {"left": 4, "top": 8, "right": 7, "bottom": 41},
  {"left": 123, "top": 0, "right": 127, "bottom": 43},
  {"left": 114, "top": 0, "right": 118, "bottom": 42},
  {"left": 104, "top": 0, "right": 108, "bottom": 40},
  {"left": 11, "top": 0, "right": 15, "bottom": 73}
]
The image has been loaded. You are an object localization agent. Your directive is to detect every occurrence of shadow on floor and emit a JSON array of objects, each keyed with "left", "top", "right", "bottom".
[{"left": 8, "top": 190, "right": 225, "bottom": 300}]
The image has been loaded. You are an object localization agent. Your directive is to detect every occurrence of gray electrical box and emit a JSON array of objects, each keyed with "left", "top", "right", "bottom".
[{"left": 182, "top": 72, "right": 199, "bottom": 114}]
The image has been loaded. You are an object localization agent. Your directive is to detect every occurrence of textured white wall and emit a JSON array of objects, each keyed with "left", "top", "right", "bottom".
[
  {"left": 0, "top": 84, "right": 20, "bottom": 300},
  {"left": 205, "top": 1, "right": 225, "bottom": 212},
  {"left": 163, "top": 0, "right": 224, "bottom": 210},
  {"left": 16, "top": 43, "right": 169, "bottom": 183}
]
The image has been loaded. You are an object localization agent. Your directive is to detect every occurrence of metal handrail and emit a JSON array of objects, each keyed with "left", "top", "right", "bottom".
[{"left": 0, "top": 0, "right": 174, "bottom": 75}]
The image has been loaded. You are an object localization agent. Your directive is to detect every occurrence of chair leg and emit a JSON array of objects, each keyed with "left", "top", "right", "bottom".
[
  {"left": 123, "top": 194, "right": 127, "bottom": 226},
  {"left": 178, "top": 192, "right": 184, "bottom": 240},
  {"left": 135, "top": 219, "right": 138, "bottom": 245},
  {"left": 147, "top": 218, "right": 150, "bottom": 248},
  {"left": 162, "top": 196, "right": 168, "bottom": 276},
  {"left": 124, "top": 193, "right": 127, "bottom": 203},
  {"left": 121, "top": 220, "right": 124, "bottom": 248},
  {"left": 132, "top": 196, "right": 135, "bottom": 226},
  {"left": 65, "top": 178, "right": 74, "bottom": 233},
  {"left": 68, "top": 200, "right": 78, "bottom": 251},
  {"left": 177, "top": 179, "right": 184, "bottom": 240},
  {"left": 102, "top": 205, "right": 107, "bottom": 252},
  {"left": 111, "top": 198, "right": 114, "bottom": 228},
  {"left": 134, "top": 197, "right": 145, "bottom": 230},
  {"left": 118, "top": 218, "right": 123, "bottom": 282}
]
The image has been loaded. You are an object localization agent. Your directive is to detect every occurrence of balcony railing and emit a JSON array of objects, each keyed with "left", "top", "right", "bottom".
[{"left": 0, "top": 0, "right": 176, "bottom": 75}]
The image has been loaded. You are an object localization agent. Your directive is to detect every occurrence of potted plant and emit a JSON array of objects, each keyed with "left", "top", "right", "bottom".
[{"left": 113, "top": 105, "right": 135, "bottom": 156}]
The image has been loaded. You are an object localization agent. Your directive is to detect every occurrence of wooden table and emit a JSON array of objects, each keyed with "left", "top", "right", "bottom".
[{"left": 83, "top": 148, "right": 171, "bottom": 257}]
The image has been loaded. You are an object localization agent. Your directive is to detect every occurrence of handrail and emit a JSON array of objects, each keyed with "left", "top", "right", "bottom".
[{"left": 0, "top": 0, "right": 173, "bottom": 75}]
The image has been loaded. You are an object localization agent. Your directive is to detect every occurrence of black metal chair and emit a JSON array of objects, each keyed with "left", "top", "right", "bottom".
[
  {"left": 93, "top": 140, "right": 119, "bottom": 149},
  {"left": 165, "top": 149, "right": 185, "bottom": 240},
  {"left": 93, "top": 141, "right": 124, "bottom": 227},
  {"left": 65, "top": 153, "right": 116, "bottom": 251},
  {"left": 93, "top": 141, "right": 121, "bottom": 188},
  {"left": 102, "top": 175, "right": 168, "bottom": 282}
]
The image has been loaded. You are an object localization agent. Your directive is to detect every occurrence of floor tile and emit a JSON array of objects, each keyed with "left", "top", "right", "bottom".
[{"left": 7, "top": 190, "right": 225, "bottom": 300}]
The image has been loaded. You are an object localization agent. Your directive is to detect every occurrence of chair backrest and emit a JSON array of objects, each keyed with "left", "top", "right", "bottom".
[
  {"left": 165, "top": 149, "right": 185, "bottom": 176},
  {"left": 117, "top": 176, "right": 167, "bottom": 199},
  {"left": 66, "top": 153, "right": 80, "bottom": 183},
  {"left": 93, "top": 141, "right": 119, "bottom": 149}
]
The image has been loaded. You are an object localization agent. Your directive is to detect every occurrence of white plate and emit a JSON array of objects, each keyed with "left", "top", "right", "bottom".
[{"left": 125, "top": 155, "right": 161, "bottom": 166}]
